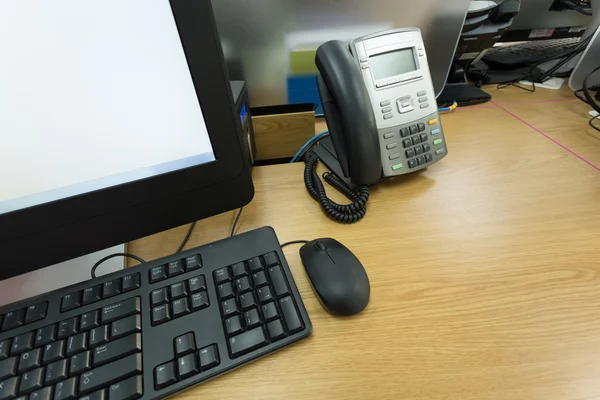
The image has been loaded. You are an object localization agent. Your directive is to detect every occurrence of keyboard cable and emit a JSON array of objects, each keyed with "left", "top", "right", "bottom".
[{"left": 90, "top": 253, "right": 146, "bottom": 279}]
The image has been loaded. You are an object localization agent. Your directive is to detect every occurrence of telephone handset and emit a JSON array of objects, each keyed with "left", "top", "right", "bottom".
[{"left": 314, "top": 28, "right": 448, "bottom": 186}]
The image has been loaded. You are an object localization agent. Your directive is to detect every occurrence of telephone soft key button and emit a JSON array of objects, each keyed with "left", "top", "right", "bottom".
[
  {"left": 435, "top": 148, "right": 445, "bottom": 155},
  {"left": 420, "top": 103, "right": 429, "bottom": 109},
  {"left": 386, "top": 143, "right": 398, "bottom": 150},
  {"left": 383, "top": 132, "right": 394, "bottom": 139},
  {"left": 417, "top": 91, "right": 426, "bottom": 96},
  {"left": 431, "top": 128, "right": 440, "bottom": 135},
  {"left": 389, "top": 153, "right": 400, "bottom": 160},
  {"left": 418, "top": 97, "right": 427, "bottom": 103},
  {"left": 383, "top": 113, "right": 393, "bottom": 120},
  {"left": 381, "top": 107, "right": 392, "bottom": 113},
  {"left": 380, "top": 100, "right": 390, "bottom": 107}
]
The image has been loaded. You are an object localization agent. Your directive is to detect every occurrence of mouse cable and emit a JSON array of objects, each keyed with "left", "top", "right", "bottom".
[
  {"left": 303, "top": 152, "right": 369, "bottom": 224},
  {"left": 91, "top": 252, "right": 146, "bottom": 279},
  {"left": 280, "top": 240, "right": 309, "bottom": 248}
]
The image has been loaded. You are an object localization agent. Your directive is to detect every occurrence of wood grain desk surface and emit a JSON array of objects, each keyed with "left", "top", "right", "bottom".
[{"left": 129, "top": 85, "right": 600, "bottom": 400}]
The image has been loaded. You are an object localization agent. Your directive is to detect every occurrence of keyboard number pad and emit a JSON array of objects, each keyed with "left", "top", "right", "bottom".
[{"left": 213, "top": 252, "right": 305, "bottom": 359}]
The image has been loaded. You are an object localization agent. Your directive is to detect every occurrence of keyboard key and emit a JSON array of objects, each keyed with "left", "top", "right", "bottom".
[
  {"left": 150, "top": 288, "right": 169, "bottom": 307},
  {"left": 11, "top": 333, "right": 33, "bottom": 356},
  {"left": 108, "top": 375, "right": 142, "bottom": 400},
  {"left": 2, "top": 309, "right": 25, "bottom": 332},
  {"left": 229, "top": 327, "right": 267, "bottom": 358},
  {"left": 267, "top": 319, "right": 286, "bottom": 341},
  {"left": 0, "top": 376, "right": 19, "bottom": 400},
  {"left": 69, "top": 350, "right": 91, "bottom": 376},
  {"left": 262, "top": 252, "right": 279, "bottom": 267},
  {"left": 231, "top": 262, "right": 247, "bottom": 278},
  {"left": 246, "top": 257, "right": 264, "bottom": 273},
  {"left": 42, "top": 340, "right": 65, "bottom": 364},
  {"left": 154, "top": 361, "right": 177, "bottom": 390},
  {"left": 267, "top": 266, "right": 290, "bottom": 298},
  {"left": 198, "top": 344, "right": 219, "bottom": 371},
  {"left": 151, "top": 305, "right": 171, "bottom": 326},
  {"left": 45, "top": 358, "right": 68, "bottom": 385},
  {"left": 187, "top": 276, "right": 206, "bottom": 294},
  {"left": 93, "top": 333, "right": 141, "bottom": 367},
  {"left": 172, "top": 299, "right": 190, "bottom": 318},
  {"left": 78, "top": 389, "right": 105, "bottom": 400},
  {"left": 279, "top": 296, "right": 304, "bottom": 334},
  {"left": 25, "top": 303, "right": 47, "bottom": 324},
  {"left": 82, "top": 286, "right": 102, "bottom": 305},
  {"left": 168, "top": 260, "right": 185, "bottom": 277},
  {"left": 251, "top": 271, "right": 268, "bottom": 288},
  {"left": 102, "top": 280, "right": 121, "bottom": 299},
  {"left": 235, "top": 277, "right": 252, "bottom": 294},
  {"left": 174, "top": 333, "right": 196, "bottom": 357},
  {"left": 29, "top": 386, "right": 52, "bottom": 400},
  {"left": 217, "top": 282, "right": 234, "bottom": 300},
  {"left": 0, "top": 357, "right": 16, "bottom": 381},
  {"left": 0, "top": 340, "right": 10, "bottom": 360},
  {"left": 256, "top": 287, "right": 273, "bottom": 304},
  {"left": 89, "top": 326, "right": 109, "bottom": 348},
  {"left": 149, "top": 265, "right": 167, "bottom": 284},
  {"left": 17, "top": 348, "right": 41, "bottom": 373},
  {"left": 19, "top": 367, "right": 43, "bottom": 394},
  {"left": 66, "top": 332, "right": 87, "bottom": 356},
  {"left": 170, "top": 282, "right": 188, "bottom": 300},
  {"left": 176, "top": 353, "right": 198, "bottom": 380},
  {"left": 185, "top": 255, "right": 202, "bottom": 272},
  {"left": 79, "top": 353, "right": 142, "bottom": 395},
  {"left": 190, "top": 292, "right": 209, "bottom": 311},
  {"left": 57, "top": 318, "right": 78, "bottom": 340},
  {"left": 101, "top": 297, "right": 140, "bottom": 325},
  {"left": 54, "top": 376, "right": 77, "bottom": 400},
  {"left": 238, "top": 293, "right": 256, "bottom": 311},
  {"left": 261, "top": 302, "right": 279, "bottom": 322},
  {"left": 61, "top": 292, "right": 82, "bottom": 313},
  {"left": 225, "top": 316, "right": 243, "bottom": 336},
  {"left": 214, "top": 268, "right": 231, "bottom": 284},
  {"left": 221, "top": 299, "right": 238, "bottom": 318},
  {"left": 80, "top": 311, "right": 100, "bottom": 332},
  {"left": 34, "top": 326, "right": 55, "bottom": 348},
  {"left": 243, "top": 308, "right": 261, "bottom": 329},
  {"left": 111, "top": 315, "right": 141, "bottom": 340},
  {"left": 121, "top": 274, "right": 140, "bottom": 293}
]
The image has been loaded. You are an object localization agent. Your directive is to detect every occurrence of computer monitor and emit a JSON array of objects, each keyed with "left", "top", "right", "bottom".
[
  {"left": 501, "top": 0, "right": 593, "bottom": 42},
  {"left": 0, "top": 0, "right": 254, "bottom": 281}
]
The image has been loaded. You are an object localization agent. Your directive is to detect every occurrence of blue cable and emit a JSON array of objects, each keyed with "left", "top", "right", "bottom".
[{"left": 290, "top": 130, "right": 329, "bottom": 163}]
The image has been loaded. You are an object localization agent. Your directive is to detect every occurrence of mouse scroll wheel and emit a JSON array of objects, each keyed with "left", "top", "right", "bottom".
[{"left": 316, "top": 242, "right": 327, "bottom": 251}]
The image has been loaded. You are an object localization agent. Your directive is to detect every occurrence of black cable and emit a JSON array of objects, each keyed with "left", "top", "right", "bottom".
[
  {"left": 91, "top": 253, "right": 145, "bottom": 279},
  {"left": 303, "top": 152, "right": 369, "bottom": 224},
  {"left": 280, "top": 240, "right": 310, "bottom": 248},
  {"left": 588, "top": 115, "right": 600, "bottom": 132},
  {"left": 582, "top": 65, "right": 600, "bottom": 115},
  {"left": 230, "top": 207, "right": 244, "bottom": 237},
  {"left": 176, "top": 221, "right": 196, "bottom": 253}
]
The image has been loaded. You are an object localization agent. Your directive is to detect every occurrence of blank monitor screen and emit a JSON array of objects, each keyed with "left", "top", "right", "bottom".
[{"left": 0, "top": 0, "right": 215, "bottom": 215}]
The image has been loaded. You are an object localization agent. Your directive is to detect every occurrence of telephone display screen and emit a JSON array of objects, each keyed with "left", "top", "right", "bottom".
[{"left": 370, "top": 48, "right": 416, "bottom": 80}]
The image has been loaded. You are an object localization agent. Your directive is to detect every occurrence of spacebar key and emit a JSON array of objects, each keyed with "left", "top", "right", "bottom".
[
  {"left": 79, "top": 353, "right": 142, "bottom": 395},
  {"left": 229, "top": 327, "right": 267, "bottom": 358}
]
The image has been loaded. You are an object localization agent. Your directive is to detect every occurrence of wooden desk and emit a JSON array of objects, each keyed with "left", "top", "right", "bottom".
[{"left": 130, "top": 86, "right": 600, "bottom": 400}]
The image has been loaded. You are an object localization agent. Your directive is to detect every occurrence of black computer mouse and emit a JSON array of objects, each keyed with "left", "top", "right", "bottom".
[{"left": 299, "top": 238, "right": 370, "bottom": 316}]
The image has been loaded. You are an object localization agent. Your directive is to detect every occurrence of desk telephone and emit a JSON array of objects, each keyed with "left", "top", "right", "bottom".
[{"left": 304, "top": 28, "right": 448, "bottom": 223}]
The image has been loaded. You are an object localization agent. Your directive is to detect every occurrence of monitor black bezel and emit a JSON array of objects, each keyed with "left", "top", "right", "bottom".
[{"left": 0, "top": 0, "right": 254, "bottom": 280}]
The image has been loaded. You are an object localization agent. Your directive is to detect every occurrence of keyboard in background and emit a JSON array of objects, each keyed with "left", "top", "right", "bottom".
[
  {"left": 0, "top": 227, "right": 311, "bottom": 400},
  {"left": 483, "top": 37, "right": 581, "bottom": 69}
]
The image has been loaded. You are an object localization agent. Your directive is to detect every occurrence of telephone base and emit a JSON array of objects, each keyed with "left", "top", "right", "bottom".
[{"left": 312, "top": 137, "right": 360, "bottom": 190}]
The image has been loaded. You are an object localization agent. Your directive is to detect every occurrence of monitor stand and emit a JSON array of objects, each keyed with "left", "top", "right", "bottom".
[{"left": 0, "top": 244, "right": 126, "bottom": 306}]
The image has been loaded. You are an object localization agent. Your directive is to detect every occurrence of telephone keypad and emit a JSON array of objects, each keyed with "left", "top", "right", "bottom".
[{"left": 382, "top": 113, "right": 446, "bottom": 173}]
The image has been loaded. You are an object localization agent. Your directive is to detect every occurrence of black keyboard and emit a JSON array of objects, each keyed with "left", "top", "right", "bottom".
[
  {"left": 483, "top": 38, "right": 580, "bottom": 69},
  {"left": 0, "top": 227, "right": 311, "bottom": 400}
]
